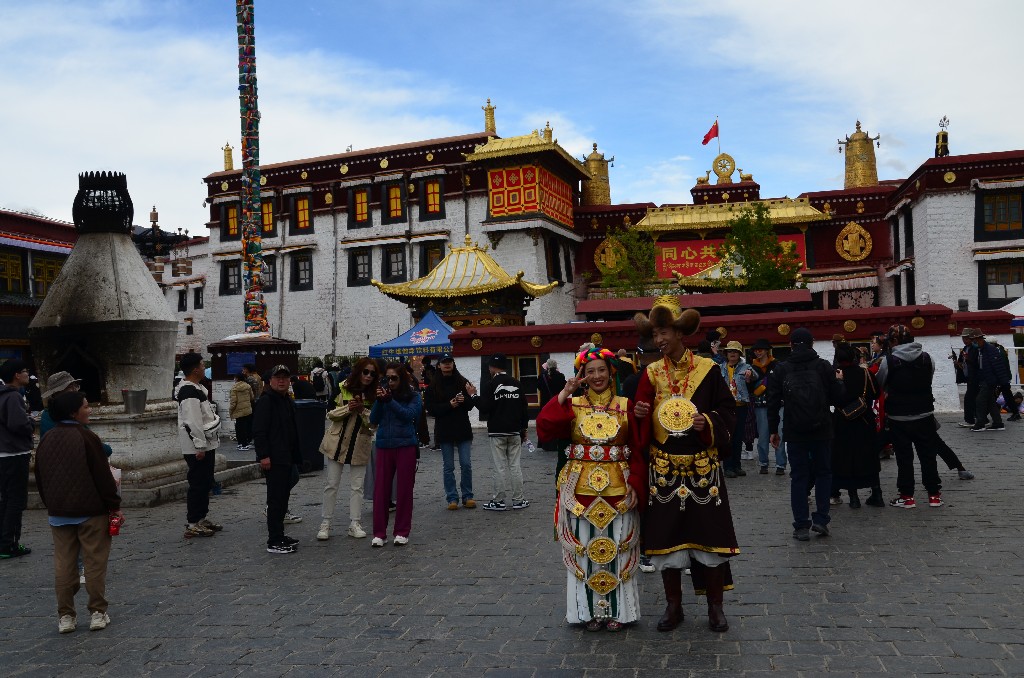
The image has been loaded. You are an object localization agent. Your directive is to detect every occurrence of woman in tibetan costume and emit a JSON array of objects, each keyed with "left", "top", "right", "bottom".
[
  {"left": 536, "top": 347, "right": 646, "bottom": 632},
  {"left": 632, "top": 296, "right": 739, "bottom": 633}
]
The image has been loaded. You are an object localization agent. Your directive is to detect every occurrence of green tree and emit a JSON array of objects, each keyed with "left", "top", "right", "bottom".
[
  {"left": 715, "top": 203, "right": 801, "bottom": 292},
  {"left": 599, "top": 226, "right": 669, "bottom": 298}
]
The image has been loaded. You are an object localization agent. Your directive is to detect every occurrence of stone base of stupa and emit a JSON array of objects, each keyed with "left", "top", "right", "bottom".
[{"left": 29, "top": 401, "right": 262, "bottom": 509}]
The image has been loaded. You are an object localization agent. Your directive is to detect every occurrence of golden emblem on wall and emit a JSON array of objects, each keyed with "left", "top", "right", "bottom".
[
  {"left": 843, "top": 320, "right": 857, "bottom": 333},
  {"left": 259, "top": 176, "right": 267, "bottom": 186},
  {"left": 856, "top": 201, "right": 865, "bottom": 214},
  {"left": 340, "top": 164, "right": 349, "bottom": 175},
  {"left": 530, "top": 335, "right": 543, "bottom": 348},
  {"left": 426, "top": 152, "right": 434, "bottom": 162},
  {"left": 721, "top": 192, "right": 730, "bottom": 201},
  {"left": 594, "top": 237, "right": 627, "bottom": 274},
  {"left": 471, "top": 339, "right": 483, "bottom": 351},
  {"left": 379, "top": 158, "right": 389, "bottom": 169},
  {"left": 590, "top": 333, "right": 603, "bottom": 346},
  {"left": 220, "top": 181, "right": 229, "bottom": 191},
  {"left": 911, "top": 316, "right": 926, "bottom": 329},
  {"left": 778, "top": 324, "right": 791, "bottom": 336},
  {"left": 590, "top": 217, "right": 599, "bottom": 230},
  {"left": 837, "top": 222, "right": 873, "bottom": 262},
  {"left": 712, "top": 153, "right": 736, "bottom": 184},
  {"left": 944, "top": 171, "right": 956, "bottom": 184},
  {"left": 300, "top": 170, "right": 308, "bottom": 180},
  {"left": 324, "top": 193, "right": 333, "bottom": 205}
]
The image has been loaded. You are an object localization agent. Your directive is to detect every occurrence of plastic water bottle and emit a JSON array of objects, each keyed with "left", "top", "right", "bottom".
[{"left": 524, "top": 440, "right": 536, "bottom": 454}]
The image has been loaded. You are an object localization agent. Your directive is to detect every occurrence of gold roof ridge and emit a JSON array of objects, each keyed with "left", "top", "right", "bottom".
[
  {"left": 464, "top": 130, "right": 590, "bottom": 179},
  {"left": 372, "top": 234, "right": 558, "bottom": 300},
  {"left": 637, "top": 198, "right": 827, "bottom": 233}
]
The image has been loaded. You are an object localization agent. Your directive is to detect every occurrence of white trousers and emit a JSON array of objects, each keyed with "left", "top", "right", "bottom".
[{"left": 321, "top": 458, "right": 366, "bottom": 523}]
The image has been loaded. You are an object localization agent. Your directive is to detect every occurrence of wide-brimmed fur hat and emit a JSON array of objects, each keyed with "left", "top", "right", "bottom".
[{"left": 634, "top": 295, "right": 701, "bottom": 339}]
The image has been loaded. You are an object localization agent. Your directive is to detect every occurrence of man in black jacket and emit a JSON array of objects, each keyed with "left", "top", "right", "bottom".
[
  {"left": 0, "top": 360, "right": 34, "bottom": 559},
  {"left": 767, "top": 328, "right": 844, "bottom": 541},
  {"left": 475, "top": 354, "right": 529, "bottom": 511},
  {"left": 254, "top": 365, "right": 303, "bottom": 554}
]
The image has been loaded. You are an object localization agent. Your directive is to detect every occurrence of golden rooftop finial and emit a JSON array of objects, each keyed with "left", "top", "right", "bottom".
[
  {"left": 222, "top": 142, "right": 234, "bottom": 171},
  {"left": 483, "top": 98, "right": 496, "bottom": 135},
  {"left": 838, "top": 121, "right": 880, "bottom": 189},
  {"left": 543, "top": 122, "right": 553, "bottom": 143}
]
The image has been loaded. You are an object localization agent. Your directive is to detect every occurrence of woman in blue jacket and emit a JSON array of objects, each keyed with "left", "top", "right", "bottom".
[{"left": 369, "top": 363, "right": 422, "bottom": 547}]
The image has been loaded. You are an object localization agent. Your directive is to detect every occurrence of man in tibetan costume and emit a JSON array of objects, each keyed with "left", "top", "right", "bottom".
[
  {"left": 536, "top": 347, "right": 646, "bottom": 632},
  {"left": 632, "top": 296, "right": 739, "bottom": 633}
]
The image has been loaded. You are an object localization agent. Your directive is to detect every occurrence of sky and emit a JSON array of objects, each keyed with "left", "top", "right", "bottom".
[{"left": 2, "top": 0, "right": 1023, "bottom": 234}]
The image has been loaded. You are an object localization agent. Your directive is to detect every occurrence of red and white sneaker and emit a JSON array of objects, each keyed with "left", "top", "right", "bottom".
[
  {"left": 928, "top": 494, "right": 943, "bottom": 507},
  {"left": 889, "top": 495, "right": 916, "bottom": 509}
]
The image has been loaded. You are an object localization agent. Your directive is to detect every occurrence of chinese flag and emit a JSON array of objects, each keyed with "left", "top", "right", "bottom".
[{"left": 702, "top": 121, "right": 719, "bottom": 146}]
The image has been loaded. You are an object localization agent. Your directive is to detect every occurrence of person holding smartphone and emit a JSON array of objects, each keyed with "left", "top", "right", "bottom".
[
  {"left": 369, "top": 364, "right": 422, "bottom": 546},
  {"left": 424, "top": 355, "right": 478, "bottom": 511},
  {"left": 316, "top": 357, "right": 378, "bottom": 541}
]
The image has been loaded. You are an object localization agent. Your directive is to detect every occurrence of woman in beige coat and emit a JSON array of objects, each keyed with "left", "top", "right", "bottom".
[
  {"left": 317, "top": 358, "right": 378, "bottom": 540},
  {"left": 229, "top": 373, "right": 254, "bottom": 451}
]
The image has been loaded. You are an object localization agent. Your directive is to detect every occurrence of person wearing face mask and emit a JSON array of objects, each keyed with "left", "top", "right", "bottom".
[
  {"left": 631, "top": 296, "right": 739, "bottom": 634},
  {"left": 316, "top": 357, "right": 378, "bottom": 541},
  {"left": 424, "top": 355, "right": 478, "bottom": 511},
  {"left": 536, "top": 347, "right": 646, "bottom": 633}
]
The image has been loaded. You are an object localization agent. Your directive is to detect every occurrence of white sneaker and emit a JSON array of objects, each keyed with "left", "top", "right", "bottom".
[
  {"left": 316, "top": 520, "right": 330, "bottom": 541},
  {"left": 283, "top": 512, "right": 303, "bottom": 524},
  {"left": 58, "top": 615, "right": 76, "bottom": 634},
  {"left": 371, "top": 537, "right": 386, "bottom": 547},
  {"left": 89, "top": 612, "right": 110, "bottom": 631},
  {"left": 347, "top": 522, "right": 366, "bottom": 538},
  {"left": 393, "top": 535, "right": 409, "bottom": 546}
]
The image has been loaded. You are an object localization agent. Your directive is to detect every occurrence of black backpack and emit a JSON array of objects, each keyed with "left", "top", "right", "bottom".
[
  {"left": 312, "top": 371, "right": 326, "bottom": 392},
  {"left": 782, "top": 361, "right": 830, "bottom": 434}
]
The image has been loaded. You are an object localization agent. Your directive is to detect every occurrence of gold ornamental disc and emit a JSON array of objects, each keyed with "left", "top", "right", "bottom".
[
  {"left": 656, "top": 396, "right": 698, "bottom": 436},
  {"left": 586, "top": 537, "right": 618, "bottom": 565},
  {"left": 578, "top": 411, "right": 620, "bottom": 444},
  {"left": 587, "top": 465, "right": 611, "bottom": 493},
  {"left": 583, "top": 497, "right": 617, "bottom": 530},
  {"left": 587, "top": 570, "right": 620, "bottom": 596}
]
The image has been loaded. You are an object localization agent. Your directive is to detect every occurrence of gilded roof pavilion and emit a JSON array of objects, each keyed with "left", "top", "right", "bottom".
[{"left": 635, "top": 197, "right": 828, "bottom": 234}]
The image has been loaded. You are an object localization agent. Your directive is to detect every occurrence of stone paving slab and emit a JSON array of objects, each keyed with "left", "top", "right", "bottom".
[{"left": 2, "top": 414, "right": 1022, "bottom": 676}]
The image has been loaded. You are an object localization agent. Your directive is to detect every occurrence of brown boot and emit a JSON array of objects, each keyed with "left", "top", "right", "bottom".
[
  {"left": 704, "top": 566, "right": 729, "bottom": 632},
  {"left": 657, "top": 568, "right": 683, "bottom": 632}
]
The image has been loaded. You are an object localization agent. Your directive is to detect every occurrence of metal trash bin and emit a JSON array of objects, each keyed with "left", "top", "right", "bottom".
[
  {"left": 293, "top": 399, "right": 328, "bottom": 473},
  {"left": 122, "top": 389, "right": 148, "bottom": 415}
]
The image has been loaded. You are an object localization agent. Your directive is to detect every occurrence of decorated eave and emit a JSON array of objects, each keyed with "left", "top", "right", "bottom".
[
  {"left": 464, "top": 130, "right": 590, "bottom": 181},
  {"left": 371, "top": 234, "right": 558, "bottom": 302},
  {"left": 636, "top": 198, "right": 828, "bottom": 234}
]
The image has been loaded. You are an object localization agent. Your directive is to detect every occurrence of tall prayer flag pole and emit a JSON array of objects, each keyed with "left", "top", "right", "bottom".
[{"left": 237, "top": 0, "right": 268, "bottom": 333}]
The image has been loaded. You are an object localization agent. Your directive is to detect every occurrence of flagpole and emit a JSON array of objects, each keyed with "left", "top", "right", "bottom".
[{"left": 717, "top": 116, "right": 721, "bottom": 155}]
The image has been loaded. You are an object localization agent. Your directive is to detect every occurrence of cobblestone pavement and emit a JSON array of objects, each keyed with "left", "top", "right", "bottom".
[{"left": 2, "top": 414, "right": 1023, "bottom": 677}]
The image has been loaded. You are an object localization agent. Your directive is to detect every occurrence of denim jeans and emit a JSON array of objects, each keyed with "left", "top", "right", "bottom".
[
  {"left": 440, "top": 439, "right": 473, "bottom": 504},
  {"left": 787, "top": 439, "right": 832, "bottom": 529},
  {"left": 754, "top": 406, "right": 787, "bottom": 469}
]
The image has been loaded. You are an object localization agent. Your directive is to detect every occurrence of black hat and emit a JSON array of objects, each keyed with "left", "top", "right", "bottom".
[
  {"left": 488, "top": 353, "right": 508, "bottom": 369},
  {"left": 270, "top": 364, "right": 291, "bottom": 376},
  {"left": 752, "top": 338, "right": 773, "bottom": 351},
  {"left": 438, "top": 354, "right": 455, "bottom": 363},
  {"left": 790, "top": 328, "right": 813, "bottom": 345},
  {"left": 705, "top": 329, "right": 722, "bottom": 342}
]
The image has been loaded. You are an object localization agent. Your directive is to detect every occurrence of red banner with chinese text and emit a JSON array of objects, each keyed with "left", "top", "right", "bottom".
[{"left": 655, "top": 234, "right": 806, "bottom": 279}]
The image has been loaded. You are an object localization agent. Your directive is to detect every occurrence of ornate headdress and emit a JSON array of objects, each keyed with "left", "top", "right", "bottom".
[
  {"left": 574, "top": 346, "right": 617, "bottom": 373},
  {"left": 633, "top": 295, "right": 701, "bottom": 339}
]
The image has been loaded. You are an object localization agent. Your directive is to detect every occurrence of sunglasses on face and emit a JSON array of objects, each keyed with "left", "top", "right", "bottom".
[
  {"left": 387, "top": 375, "right": 400, "bottom": 381},
  {"left": 362, "top": 369, "right": 376, "bottom": 377}
]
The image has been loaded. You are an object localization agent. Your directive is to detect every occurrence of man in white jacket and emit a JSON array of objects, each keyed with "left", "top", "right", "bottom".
[{"left": 174, "top": 352, "right": 222, "bottom": 538}]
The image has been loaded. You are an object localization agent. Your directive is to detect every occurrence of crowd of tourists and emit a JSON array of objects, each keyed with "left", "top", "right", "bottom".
[{"left": 2, "top": 297, "right": 1020, "bottom": 636}]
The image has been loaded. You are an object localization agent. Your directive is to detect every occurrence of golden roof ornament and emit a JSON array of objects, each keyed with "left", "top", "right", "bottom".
[
  {"left": 222, "top": 142, "right": 234, "bottom": 171},
  {"left": 542, "top": 122, "right": 553, "bottom": 143},
  {"left": 483, "top": 98, "right": 496, "bottom": 135},
  {"left": 581, "top": 142, "right": 613, "bottom": 206},
  {"left": 838, "top": 121, "right": 880, "bottom": 189},
  {"left": 712, "top": 153, "right": 736, "bottom": 184},
  {"left": 935, "top": 116, "right": 950, "bottom": 158}
]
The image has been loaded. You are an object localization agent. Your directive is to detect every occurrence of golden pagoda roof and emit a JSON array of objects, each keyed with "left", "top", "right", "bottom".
[
  {"left": 464, "top": 130, "right": 590, "bottom": 180},
  {"left": 636, "top": 198, "right": 828, "bottom": 234},
  {"left": 371, "top": 234, "right": 558, "bottom": 300}
]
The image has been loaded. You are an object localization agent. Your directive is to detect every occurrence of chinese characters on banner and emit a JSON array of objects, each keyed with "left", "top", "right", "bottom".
[
  {"left": 655, "top": 234, "right": 806, "bottom": 279},
  {"left": 488, "top": 165, "right": 574, "bottom": 228}
]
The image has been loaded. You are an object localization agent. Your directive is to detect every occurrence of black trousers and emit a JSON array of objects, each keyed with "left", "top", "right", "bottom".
[
  {"left": 975, "top": 382, "right": 1002, "bottom": 428},
  {"left": 0, "top": 454, "right": 30, "bottom": 552},
  {"left": 265, "top": 463, "right": 299, "bottom": 544},
  {"left": 183, "top": 450, "right": 216, "bottom": 524},
  {"left": 963, "top": 380, "right": 979, "bottom": 424},
  {"left": 889, "top": 417, "right": 942, "bottom": 496},
  {"left": 235, "top": 414, "right": 253, "bottom": 446}
]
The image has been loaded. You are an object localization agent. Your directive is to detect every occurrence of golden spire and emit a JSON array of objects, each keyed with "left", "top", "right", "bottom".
[
  {"left": 482, "top": 98, "right": 496, "bottom": 135},
  {"left": 935, "top": 115, "right": 950, "bottom": 158},
  {"left": 837, "top": 121, "right": 880, "bottom": 189},
  {"left": 581, "top": 143, "right": 613, "bottom": 206},
  {"left": 222, "top": 142, "right": 234, "bottom": 171},
  {"left": 542, "top": 122, "right": 553, "bottom": 143}
]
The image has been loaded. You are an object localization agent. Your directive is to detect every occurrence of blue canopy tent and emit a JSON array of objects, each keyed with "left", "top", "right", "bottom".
[{"left": 368, "top": 310, "right": 455, "bottom": 359}]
